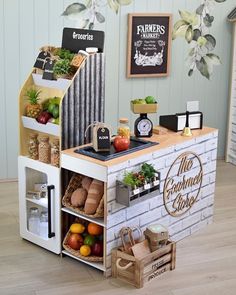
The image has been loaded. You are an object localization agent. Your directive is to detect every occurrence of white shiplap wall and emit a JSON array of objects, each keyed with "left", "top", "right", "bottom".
[
  {"left": 0, "top": 0, "right": 235, "bottom": 180},
  {"left": 226, "top": 22, "right": 236, "bottom": 164}
]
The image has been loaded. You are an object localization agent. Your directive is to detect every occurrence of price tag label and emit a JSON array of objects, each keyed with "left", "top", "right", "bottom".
[
  {"left": 133, "top": 188, "right": 140, "bottom": 195},
  {"left": 153, "top": 180, "right": 159, "bottom": 186},
  {"left": 144, "top": 183, "right": 151, "bottom": 190},
  {"left": 97, "top": 127, "right": 110, "bottom": 150},
  {"left": 42, "top": 59, "right": 56, "bottom": 81},
  {"left": 34, "top": 51, "right": 51, "bottom": 69}
]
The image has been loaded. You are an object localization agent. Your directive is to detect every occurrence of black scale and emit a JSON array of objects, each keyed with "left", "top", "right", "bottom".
[{"left": 134, "top": 113, "right": 153, "bottom": 137}]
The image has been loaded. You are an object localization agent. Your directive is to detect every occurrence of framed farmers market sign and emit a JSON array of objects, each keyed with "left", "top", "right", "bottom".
[{"left": 127, "top": 13, "right": 172, "bottom": 78}]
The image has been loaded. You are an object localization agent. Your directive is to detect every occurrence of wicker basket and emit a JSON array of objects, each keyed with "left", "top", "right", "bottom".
[
  {"left": 62, "top": 174, "right": 104, "bottom": 218},
  {"left": 63, "top": 218, "right": 103, "bottom": 263}
]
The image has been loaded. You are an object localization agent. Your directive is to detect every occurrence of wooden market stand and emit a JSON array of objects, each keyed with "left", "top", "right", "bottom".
[{"left": 18, "top": 50, "right": 218, "bottom": 278}]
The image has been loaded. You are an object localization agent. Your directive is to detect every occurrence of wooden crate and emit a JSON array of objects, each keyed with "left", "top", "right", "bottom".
[
  {"left": 131, "top": 102, "right": 158, "bottom": 114},
  {"left": 112, "top": 240, "right": 176, "bottom": 288}
]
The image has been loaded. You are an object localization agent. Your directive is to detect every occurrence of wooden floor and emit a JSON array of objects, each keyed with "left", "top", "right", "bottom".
[{"left": 0, "top": 160, "right": 236, "bottom": 295}]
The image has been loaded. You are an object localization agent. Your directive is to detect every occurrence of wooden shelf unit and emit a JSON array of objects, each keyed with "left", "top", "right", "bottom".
[
  {"left": 26, "top": 197, "right": 48, "bottom": 209},
  {"left": 62, "top": 250, "right": 106, "bottom": 272},
  {"left": 18, "top": 53, "right": 105, "bottom": 270},
  {"left": 61, "top": 207, "right": 106, "bottom": 228}
]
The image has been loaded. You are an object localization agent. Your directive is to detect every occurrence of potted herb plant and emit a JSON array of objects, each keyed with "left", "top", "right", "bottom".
[
  {"left": 53, "top": 59, "right": 72, "bottom": 79},
  {"left": 53, "top": 48, "right": 75, "bottom": 62},
  {"left": 116, "top": 163, "right": 160, "bottom": 207},
  {"left": 140, "top": 163, "right": 158, "bottom": 188},
  {"left": 123, "top": 171, "right": 144, "bottom": 194}
]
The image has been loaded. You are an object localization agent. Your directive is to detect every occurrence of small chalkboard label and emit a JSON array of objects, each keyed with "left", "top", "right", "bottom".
[
  {"left": 34, "top": 51, "right": 51, "bottom": 69},
  {"left": 42, "top": 59, "right": 56, "bottom": 80},
  {"left": 127, "top": 13, "right": 172, "bottom": 78},
  {"left": 62, "top": 28, "right": 105, "bottom": 53},
  {"left": 97, "top": 127, "right": 110, "bottom": 150}
]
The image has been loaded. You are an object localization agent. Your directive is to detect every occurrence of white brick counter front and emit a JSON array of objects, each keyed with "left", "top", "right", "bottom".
[
  {"left": 61, "top": 127, "right": 218, "bottom": 276},
  {"left": 105, "top": 128, "right": 218, "bottom": 276}
]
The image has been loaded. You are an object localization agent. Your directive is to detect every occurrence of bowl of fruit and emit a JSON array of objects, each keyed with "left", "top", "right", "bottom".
[
  {"left": 131, "top": 96, "right": 158, "bottom": 114},
  {"left": 63, "top": 219, "right": 103, "bottom": 262}
]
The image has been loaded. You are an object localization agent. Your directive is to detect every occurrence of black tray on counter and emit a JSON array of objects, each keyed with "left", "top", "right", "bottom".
[{"left": 74, "top": 137, "right": 158, "bottom": 161}]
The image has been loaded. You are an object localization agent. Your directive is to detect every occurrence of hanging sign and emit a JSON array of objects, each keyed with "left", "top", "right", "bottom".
[
  {"left": 34, "top": 51, "right": 51, "bottom": 69},
  {"left": 163, "top": 152, "right": 203, "bottom": 217},
  {"left": 127, "top": 13, "right": 172, "bottom": 78},
  {"left": 62, "top": 28, "right": 105, "bottom": 53},
  {"left": 42, "top": 59, "right": 56, "bottom": 80},
  {"left": 97, "top": 127, "right": 111, "bottom": 151}
]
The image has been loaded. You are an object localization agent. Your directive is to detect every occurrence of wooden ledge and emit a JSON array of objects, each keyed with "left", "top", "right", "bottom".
[{"left": 61, "top": 126, "right": 217, "bottom": 168}]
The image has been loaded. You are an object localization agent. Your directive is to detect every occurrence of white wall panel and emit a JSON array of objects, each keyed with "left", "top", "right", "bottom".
[
  {"left": 0, "top": 0, "right": 7, "bottom": 179},
  {"left": 3, "top": 0, "right": 20, "bottom": 178},
  {"left": 0, "top": 0, "right": 235, "bottom": 179}
]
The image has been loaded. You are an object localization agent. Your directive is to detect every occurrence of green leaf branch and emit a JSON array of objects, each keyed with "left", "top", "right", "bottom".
[
  {"left": 172, "top": 0, "right": 226, "bottom": 79},
  {"left": 62, "top": 0, "right": 133, "bottom": 29}
]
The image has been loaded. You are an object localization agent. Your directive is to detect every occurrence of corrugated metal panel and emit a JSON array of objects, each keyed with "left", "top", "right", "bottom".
[
  {"left": 228, "top": 7, "right": 236, "bottom": 21},
  {"left": 61, "top": 53, "right": 105, "bottom": 150}
]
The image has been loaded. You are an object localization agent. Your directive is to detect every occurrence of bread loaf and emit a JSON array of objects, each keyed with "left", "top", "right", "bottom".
[
  {"left": 81, "top": 176, "right": 93, "bottom": 191},
  {"left": 84, "top": 180, "right": 104, "bottom": 215},
  {"left": 71, "top": 188, "right": 88, "bottom": 207}
]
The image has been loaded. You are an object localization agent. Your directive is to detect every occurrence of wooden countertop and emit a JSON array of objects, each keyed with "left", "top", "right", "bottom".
[{"left": 61, "top": 126, "right": 217, "bottom": 168}]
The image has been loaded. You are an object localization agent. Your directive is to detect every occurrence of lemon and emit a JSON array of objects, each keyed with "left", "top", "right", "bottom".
[
  {"left": 70, "top": 223, "right": 85, "bottom": 234},
  {"left": 80, "top": 245, "right": 91, "bottom": 257}
]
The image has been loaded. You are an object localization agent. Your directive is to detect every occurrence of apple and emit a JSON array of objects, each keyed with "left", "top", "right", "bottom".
[
  {"left": 91, "top": 241, "right": 103, "bottom": 257},
  {"left": 67, "top": 233, "right": 83, "bottom": 250},
  {"left": 36, "top": 111, "right": 52, "bottom": 124},
  {"left": 113, "top": 136, "right": 130, "bottom": 152}
]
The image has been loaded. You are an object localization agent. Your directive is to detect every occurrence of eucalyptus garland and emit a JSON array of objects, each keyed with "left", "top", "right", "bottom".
[
  {"left": 62, "top": 0, "right": 133, "bottom": 30},
  {"left": 172, "top": 0, "right": 227, "bottom": 80}
]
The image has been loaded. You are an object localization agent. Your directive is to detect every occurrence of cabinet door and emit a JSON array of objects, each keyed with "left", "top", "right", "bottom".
[{"left": 18, "top": 156, "right": 61, "bottom": 254}]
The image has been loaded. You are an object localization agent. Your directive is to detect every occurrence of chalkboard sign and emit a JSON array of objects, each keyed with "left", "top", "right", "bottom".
[
  {"left": 127, "top": 13, "right": 172, "bottom": 78},
  {"left": 97, "top": 127, "right": 111, "bottom": 151},
  {"left": 42, "top": 59, "right": 56, "bottom": 81},
  {"left": 62, "top": 28, "right": 105, "bottom": 53},
  {"left": 34, "top": 51, "right": 51, "bottom": 69}
]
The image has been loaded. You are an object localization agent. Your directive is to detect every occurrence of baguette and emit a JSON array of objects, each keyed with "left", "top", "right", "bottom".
[{"left": 84, "top": 180, "right": 104, "bottom": 215}]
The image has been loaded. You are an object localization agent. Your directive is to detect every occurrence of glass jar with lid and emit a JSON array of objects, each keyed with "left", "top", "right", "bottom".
[
  {"left": 117, "top": 118, "right": 130, "bottom": 141},
  {"left": 39, "top": 211, "right": 48, "bottom": 239},
  {"left": 51, "top": 138, "right": 60, "bottom": 167},
  {"left": 39, "top": 136, "right": 51, "bottom": 164},
  {"left": 28, "top": 133, "right": 39, "bottom": 160},
  {"left": 28, "top": 207, "right": 40, "bottom": 235}
]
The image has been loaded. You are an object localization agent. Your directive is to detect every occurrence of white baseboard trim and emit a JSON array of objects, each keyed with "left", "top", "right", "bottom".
[{"left": 0, "top": 178, "right": 18, "bottom": 183}]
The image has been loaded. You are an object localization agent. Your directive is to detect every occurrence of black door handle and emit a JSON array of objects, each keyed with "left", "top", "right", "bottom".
[{"left": 47, "top": 185, "right": 55, "bottom": 238}]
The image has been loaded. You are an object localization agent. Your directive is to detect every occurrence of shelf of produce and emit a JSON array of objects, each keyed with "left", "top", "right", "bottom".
[
  {"left": 32, "top": 73, "right": 71, "bottom": 91},
  {"left": 22, "top": 116, "right": 60, "bottom": 137},
  {"left": 61, "top": 207, "right": 105, "bottom": 227},
  {"left": 26, "top": 197, "right": 48, "bottom": 208},
  {"left": 62, "top": 250, "right": 105, "bottom": 272}
]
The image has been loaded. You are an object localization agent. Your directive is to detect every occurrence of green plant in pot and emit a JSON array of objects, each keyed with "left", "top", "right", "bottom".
[
  {"left": 53, "top": 59, "right": 72, "bottom": 79},
  {"left": 140, "top": 163, "right": 157, "bottom": 182},
  {"left": 123, "top": 172, "right": 144, "bottom": 190},
  {"left": 53, "top": 48, "right": 75, "bottom": 62}
]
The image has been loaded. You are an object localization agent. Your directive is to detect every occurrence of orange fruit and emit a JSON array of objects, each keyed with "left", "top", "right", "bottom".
[
  {"left": 88, "top": 223, "right": 103, "bottom": 235},
  {"left": 80, "top": 245, "right": 91, "bottom": 257}
]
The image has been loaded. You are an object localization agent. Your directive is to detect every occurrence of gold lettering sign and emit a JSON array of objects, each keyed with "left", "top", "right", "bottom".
[{"left": 163, "top": 152, "right": 203, "bottom": 217}]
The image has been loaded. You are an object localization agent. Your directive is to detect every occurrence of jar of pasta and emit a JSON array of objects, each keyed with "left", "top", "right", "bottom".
[
  {"left": 51, "top": 138, "right": 60, "bottom": 167},
  {"left": 28, "top": 133, "right": 39, "bottom": 160},
  {"left": 118, "top": 118, "right": 130, "bottom": 141},
  {"left": 39, "top": 136, "right": 51, "bottom": 164}
]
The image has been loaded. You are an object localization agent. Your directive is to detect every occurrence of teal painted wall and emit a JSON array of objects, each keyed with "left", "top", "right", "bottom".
[{"left": 0, "top": 0, "right": 235, "bottom": 179}]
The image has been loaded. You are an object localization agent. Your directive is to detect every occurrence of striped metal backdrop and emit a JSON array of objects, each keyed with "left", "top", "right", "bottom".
[{"left": 61, "top": 53, "right": 105, "bottom": 150}]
